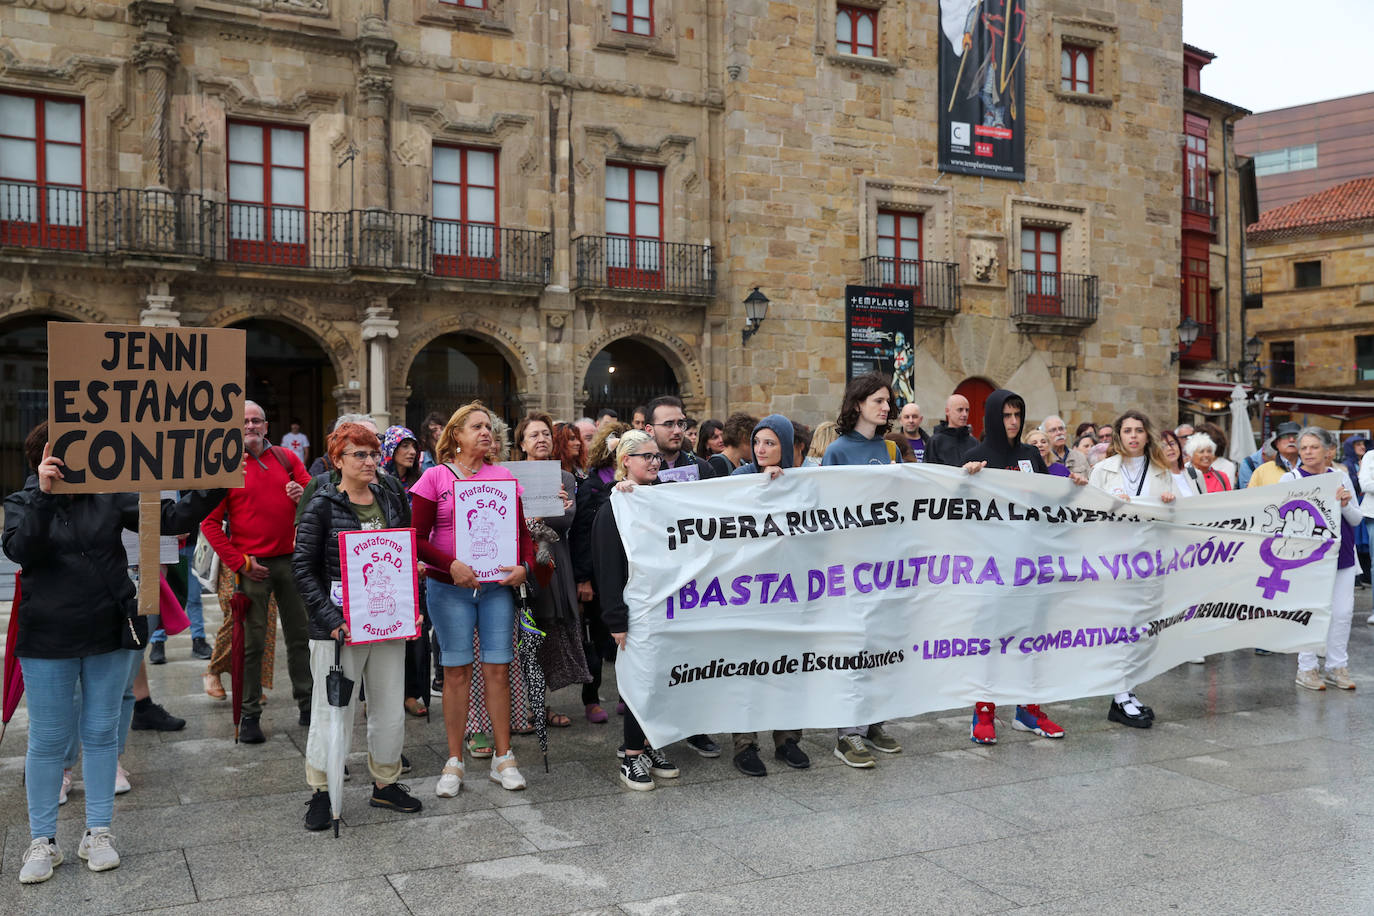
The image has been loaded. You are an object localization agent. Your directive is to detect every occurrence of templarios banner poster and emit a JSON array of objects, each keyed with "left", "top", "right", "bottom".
[
  {"left": 613, "top": 464, "right": 1339, "bottom": 748},
  {"left": 844, "top": 285, "right": 916, "bottom": 408},
  {"left": 938, "top": 0, "right": 1027, "bottom": 180}
]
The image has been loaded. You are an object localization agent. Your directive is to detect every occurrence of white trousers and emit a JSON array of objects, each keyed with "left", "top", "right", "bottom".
[
  {"left": 304, "top": 638, "right": 406, "bottom": 789},
  {"left": 1299, "top": 565, "right": 1356, "bottom": 672}
]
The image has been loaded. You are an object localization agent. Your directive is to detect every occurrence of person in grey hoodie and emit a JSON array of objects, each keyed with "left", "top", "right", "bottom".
[{"left": 728, "top": 415, "right": 811, "bottom": 776}]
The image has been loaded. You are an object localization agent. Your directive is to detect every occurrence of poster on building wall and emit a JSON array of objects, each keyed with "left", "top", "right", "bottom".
[
  {"left": 844, "top": 285, "right": 916, "bottom": 408},
  {"left": 938, "top": 0, "right": 1027, "bottom": 181}
]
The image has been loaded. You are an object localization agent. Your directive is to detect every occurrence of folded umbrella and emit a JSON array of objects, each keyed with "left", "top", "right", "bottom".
[
  {"left": 1, "top": 573, "right": 23, "bottom": 746},
  {"left": 229, "top": 590, "right": 250, "bottom": 743},
  {"left": 515, "top": 587, "right": 550, "bottom": 773},
  {"left": 325, "top": 632, "right": 355, "bottom": 837},
  {"left": 158, "top": 575, "right": 190, "bottom": 637}
]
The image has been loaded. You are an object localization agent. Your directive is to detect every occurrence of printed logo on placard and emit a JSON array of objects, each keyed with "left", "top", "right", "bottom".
[
  {"left": 1255, "top": 492, "right": 1337, "bottom": 599},
  {"left": 950, "top": 121, "right": 971, "bottom": 147},
  {"left": 329, "top": 580, "right": 344, "bottom": 608},
  {"left": 1017, "top": 460, "right": 1034, "bottom": 473}
]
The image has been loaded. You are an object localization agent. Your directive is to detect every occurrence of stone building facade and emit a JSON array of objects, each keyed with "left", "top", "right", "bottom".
[{"left": 0, "top": 0, "right": 1199, "bottom": 489}]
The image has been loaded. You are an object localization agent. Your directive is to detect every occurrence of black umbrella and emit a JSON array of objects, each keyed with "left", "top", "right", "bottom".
[
  {"left": 325, "top": 633, "right": 355, "bottom": 838},
  {"left": 515, "top": 586, "right": 549, "bottom": 773}
]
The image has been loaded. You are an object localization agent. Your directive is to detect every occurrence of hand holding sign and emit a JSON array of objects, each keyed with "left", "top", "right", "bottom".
[{"left": 37, "top": 442, "right": 64, "bottom": 494}]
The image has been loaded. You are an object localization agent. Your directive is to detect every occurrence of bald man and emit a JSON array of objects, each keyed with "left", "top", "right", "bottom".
[
  {"left": 926, "top": 394, "right": 979, "bottom": 466},
  {"left": 898, "top": 403, "right": 930, "bottom": 462}
]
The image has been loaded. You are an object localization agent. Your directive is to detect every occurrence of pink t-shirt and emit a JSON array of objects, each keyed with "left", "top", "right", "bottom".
[{"left": 410, "top": 462, "right": 522, "bottom": 559}]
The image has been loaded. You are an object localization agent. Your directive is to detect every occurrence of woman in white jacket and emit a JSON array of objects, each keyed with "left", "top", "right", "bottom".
[
  {"left": 1284, "top": 427, "right": 1362, "bottom": 691},
  {"left": 1087, "top": 411, "right": 1180, "bottom": 728}
]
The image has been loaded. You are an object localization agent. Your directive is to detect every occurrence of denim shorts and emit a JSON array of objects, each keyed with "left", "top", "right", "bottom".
[{"left": 426, "top": 579, "right": 515, "bottom": 666}]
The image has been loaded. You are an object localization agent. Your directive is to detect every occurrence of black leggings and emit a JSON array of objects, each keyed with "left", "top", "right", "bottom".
[
  {"left": 624, "top": 706, "right": 646, "bottom": 751},
  {"left": 581, "top": 602, "right": 617, "bottom": 706}
]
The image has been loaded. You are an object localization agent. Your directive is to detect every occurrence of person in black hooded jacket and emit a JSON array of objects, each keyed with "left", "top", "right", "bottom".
[
  {"left": 959, "top": 390, "right": 1065, "bottom": 747},
  {"left": 925, "top": 394, "right": 979, "bottom": 466}
]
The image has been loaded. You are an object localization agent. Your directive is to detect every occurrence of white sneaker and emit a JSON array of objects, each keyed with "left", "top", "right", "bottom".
[
  {"left": 78, "top": 828, "right": 120, "bottom": 872},
  {"left": 489, "top": 751, "right": 527, "bottom": 791},
  {"left": 19, "top": 838, "right": 62, "bottom": 884},
  {"left": 114, "top": 765, "right": 131, "bottom": 795},
  {"left": 435, "top": 757, "right": 464, "bottom": 797},
  {"left": 59, "top": 769, "right": 72, "bottom": 806},
  {"left": 1367, "top": 613, "right": 1374, "bottom": 626}
]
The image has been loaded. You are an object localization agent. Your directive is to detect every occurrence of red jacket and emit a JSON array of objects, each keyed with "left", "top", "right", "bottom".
[{"left": 201, "top": 445, "right": 311, "bottom": 569}]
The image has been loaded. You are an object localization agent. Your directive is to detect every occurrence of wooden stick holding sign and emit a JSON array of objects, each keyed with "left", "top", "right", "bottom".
[{"left": 47, "top": 322, "right": 246, "bottom": 614}]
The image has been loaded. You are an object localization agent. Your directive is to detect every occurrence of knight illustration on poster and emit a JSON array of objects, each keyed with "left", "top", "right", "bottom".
[{"left": 939, "top": 0, "right": 1026, "bottom": 180}]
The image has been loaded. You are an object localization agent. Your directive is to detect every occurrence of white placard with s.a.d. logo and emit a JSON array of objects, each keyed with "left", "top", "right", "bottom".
[
  {"left": 452, "top": 479, "right": 518, "bottom": 581},
  {"left": 339, "top": 528, "right": 421, "bottom": 644}
]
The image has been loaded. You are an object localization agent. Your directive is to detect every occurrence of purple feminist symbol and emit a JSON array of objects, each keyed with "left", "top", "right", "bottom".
[{"left": 1256, "top": 499, "right": 1335, "bottom": 600}]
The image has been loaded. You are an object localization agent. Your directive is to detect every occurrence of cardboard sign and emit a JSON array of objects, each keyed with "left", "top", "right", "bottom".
[
  {"left": 47, "top": 322, "right": 246, "bottom": 493},
  {"left": 504, "top": 460, "right": 565, "bottom": 518},
  {"left": 452, "top": 479, "right": 518, "bottom": 581},
  {"left": 339, "top": 528, "right": 421, "bottom": 644},
  {"left": 657, "top": 464, "right": 700, "bottom": 483}
]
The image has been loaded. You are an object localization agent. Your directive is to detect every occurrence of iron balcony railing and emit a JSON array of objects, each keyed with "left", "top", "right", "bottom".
[
  {"left": 0, "top": 182, "right": 551, "bottom": 283},
  {"left": 573, "top": 235, "right": 714, "bottom": 297},
  {"left": 860, "top": 256, "right": 961, "bottom": 314},
  {"left": 1010, "top": 270, "right": 1099, "bottom": 322}
]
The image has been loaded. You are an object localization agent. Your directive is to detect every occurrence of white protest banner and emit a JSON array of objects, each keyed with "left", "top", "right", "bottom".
[
  {"left": 453, "top": 479, "right": 518, "bottom": 581},
  {"left": 339, "top": 528, "right": 420, "bottom": 644},
  {"left": 613, "top": 464, "right": 1341, "bottom": 748},
  {"left": 504, "top": 460, "right": 564, "bottom": 518}
]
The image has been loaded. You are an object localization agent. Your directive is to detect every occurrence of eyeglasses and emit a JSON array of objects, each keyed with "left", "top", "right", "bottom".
[
  {"left": 652, "top": 419, "right": 688, "bottom": 430},
  {"left": 345, "top": 450, "right": 381, "bottom": 462},
  {"left": 244, "top": 418, "right": 266, "bottom": 426},
  {"left": 628, "top": 452, "right": 664, "bottom": 463}
]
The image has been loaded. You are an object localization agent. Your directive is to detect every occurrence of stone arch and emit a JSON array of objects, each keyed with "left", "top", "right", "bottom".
[
  {"left": 1005, "top": 350, "right": 1061, "bottom": 424},
  {"left": 394, "top": 312, "right": 541, "bottom": 406},
  {"left": 575, "top": 321, "right": 704, "bottom": 403},
  {"left": 203, "top": 298, "right": 357, "bottom": 385},
  {"left": 0, "top": 288, "right": 111, "bottom": 325}
]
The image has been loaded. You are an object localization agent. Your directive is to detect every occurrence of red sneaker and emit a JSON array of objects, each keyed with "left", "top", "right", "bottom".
[
  {"left": 970, "top": 702, "right": 997, "bottom": 744},
  {"left": 1013, "top": 704, "right": 1065, "bottom": 738}
]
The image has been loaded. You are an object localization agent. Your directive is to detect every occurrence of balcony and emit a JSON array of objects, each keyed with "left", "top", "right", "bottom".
[
  {"left": 1244, "top": 265, "right": 1263, "bottom": 309},
  {"left": 572, "top": 235, "right": 714, "bottom": 299},
  {"left": 1179, "top": 320, "right": 1216, "bottom": 363},
  {"left": 1010, "top": 270, "right": 1099, "bottom": 332},
  {"left": 859, "top": 256, "right": 961, "bottom": 324},
  {"left": 0, "top": 182, "right": 551, "bottom": 285}
]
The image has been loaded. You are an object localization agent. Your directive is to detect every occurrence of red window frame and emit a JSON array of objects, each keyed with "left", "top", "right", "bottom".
[
  {"left": 1020, "top": 227, "right": 1061, "bottom": 315},
  {"left": 432, "top": 144, "right": 500, "bottom": 279},
  {"left": 836, "top": 5, "right": 878, "bottom": 57},
  {"left": 226, "top": 119, "right": 309, "bottom": 267},
  {"left": 605, "top": 163, "right": 663, "bottom": 290},
  {"left": 1060, "top": 44, "right": 1093, "bottom": 93},
  {"left": 0, "top": 90, "right": 86, "bottom": 251},
  {"left": 877, "top": 209, "right": 924, "bottom": 302},
  {"left": 1180, "top": 235, "right": 1213, "bottom": 361},
  {"left": 1184, "top": 113, "right": 1210, "bottom": 215},
  {"left": 611, "top": 0, "right": 654, "bottom": 36},
  {"left": 439, "top": 0, "right": 487, "bottom": 8}
]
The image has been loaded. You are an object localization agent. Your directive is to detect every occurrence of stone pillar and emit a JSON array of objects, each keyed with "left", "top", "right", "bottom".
[
  {"left": 539, "top": 285, "right": 576, "bottom": 420},
  {"left": 361, "top": 300, "right": 399, "bottom": 426},
  {"left": 140, "top": 281, "right": 180, "bottom": 327},
  {"left": 130, "top": 2, "right": 179, "bottom": 190}
]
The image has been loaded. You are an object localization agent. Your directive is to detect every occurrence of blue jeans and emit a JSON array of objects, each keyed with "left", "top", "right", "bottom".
[
  {"left": 427, "top": 580, "right": 515, "bottom": 666},
  {"left": 61, "top": 647, "right": 142, "bottom": 770},
  {"left": 20, "top": 649, "right": 135, "bottom": 840}
]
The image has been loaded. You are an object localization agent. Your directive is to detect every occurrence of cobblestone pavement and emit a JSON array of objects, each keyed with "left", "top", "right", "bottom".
[{"left": 2, "top": 588, "right": 1373, "bottom": 915}]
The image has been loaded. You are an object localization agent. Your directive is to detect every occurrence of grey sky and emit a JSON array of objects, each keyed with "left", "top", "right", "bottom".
[{"left": 1183, "top": 0, "right": 1374, "bottom": 113}]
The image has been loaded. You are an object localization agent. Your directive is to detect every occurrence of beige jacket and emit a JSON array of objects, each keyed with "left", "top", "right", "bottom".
[{"left": 1088, "top": 454, "right": 1182, "bottom": 503}]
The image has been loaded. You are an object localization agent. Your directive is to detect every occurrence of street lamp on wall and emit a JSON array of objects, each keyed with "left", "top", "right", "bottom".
[
  {"left": 742, "top": 287, "right": 770, "bottom": 346},
  {"left": 1171, "top": 316, "right": 1201, "bottom": 363}
]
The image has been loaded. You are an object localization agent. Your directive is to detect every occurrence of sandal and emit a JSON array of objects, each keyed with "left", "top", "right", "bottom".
[
  {"left": 546, "top": 710, "right": 572, "bottom": 728},
  {"left": 514, "top": 719, "right": 536, "bottom": 736},
  {"left": 404, "top": 697, "right": 427, "bottom": 718},
  {"left": 466, "top": 732, "right": 494, "bottom": 758}
]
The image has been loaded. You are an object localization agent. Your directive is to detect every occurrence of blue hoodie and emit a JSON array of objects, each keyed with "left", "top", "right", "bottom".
[{"left": 731, "top": 414, "right": 795, "bottom": 474}]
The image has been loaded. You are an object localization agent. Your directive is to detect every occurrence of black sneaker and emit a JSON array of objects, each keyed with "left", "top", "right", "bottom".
[
  {"left": 1107, "top": 699, "right": 1152, "bottom": 729},
  {"left": 774, "top": 738, "right": 811, "bottom": 769},
  {"left": 685, "top": 734, "right": 721, "bottom": 758},
  {"left": 191, "top": 637, "right": 212, "bottom": 660},
  {"left": 148, "top": 642, "right": 166, "bottom": 665},
  {"left": 299, "top": 707, "right": 311, "bottom": 727},
  {"left": 431, "top": 673, "right": 444, "bottom": 693},
  {"left": 401, "top": 754, "right": 412, "bottom": 774},
  {"left": 370, "top": 782, "right": 422, "bottom": 813},
  {"left": 304, "top": 789, "right": 331, "bottom": 831},
  {"left": 618, "top": 753, "right": 655, "bottom": 791},
  {"left": 642, "top": 746, "right": 680, "bottom": 779},
  {"left": 239, "top": 716, "right": 266, "bottom": 744},
  {"left": 733, "top": 744, "right": 767, "bottom": 777},
  {"left": 131, "top": 701, "right": 185, "bottom": 731}
]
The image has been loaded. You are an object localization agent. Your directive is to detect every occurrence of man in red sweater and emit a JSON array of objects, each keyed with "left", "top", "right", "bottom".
[{"left": 201, "top": 400, "right": 313, "bottom": 743}]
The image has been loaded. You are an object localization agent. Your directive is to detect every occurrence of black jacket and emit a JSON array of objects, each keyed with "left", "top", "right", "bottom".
[
  {"left": 592, "top": 497, "right": 632, "bottom": 633},
  {"left": 292, "top": 479, "right": 412, "bottom": 641},
  {"left": 3, "top": 480, "right": 226, "bottom": 658},
  {"left": 925, "top": 421, "right": 979, "bottom": 466},
  {"left": 964, "top": 389, "right": 1047, "bottom": 474},
  {"left": 572, "top": 468, "right": 615, "bottom": 584}
]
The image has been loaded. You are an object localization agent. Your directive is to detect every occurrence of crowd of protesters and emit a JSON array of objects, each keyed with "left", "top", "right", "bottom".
[{"left": 5, "top": 375, "right": 1367, "bottom": 884}]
